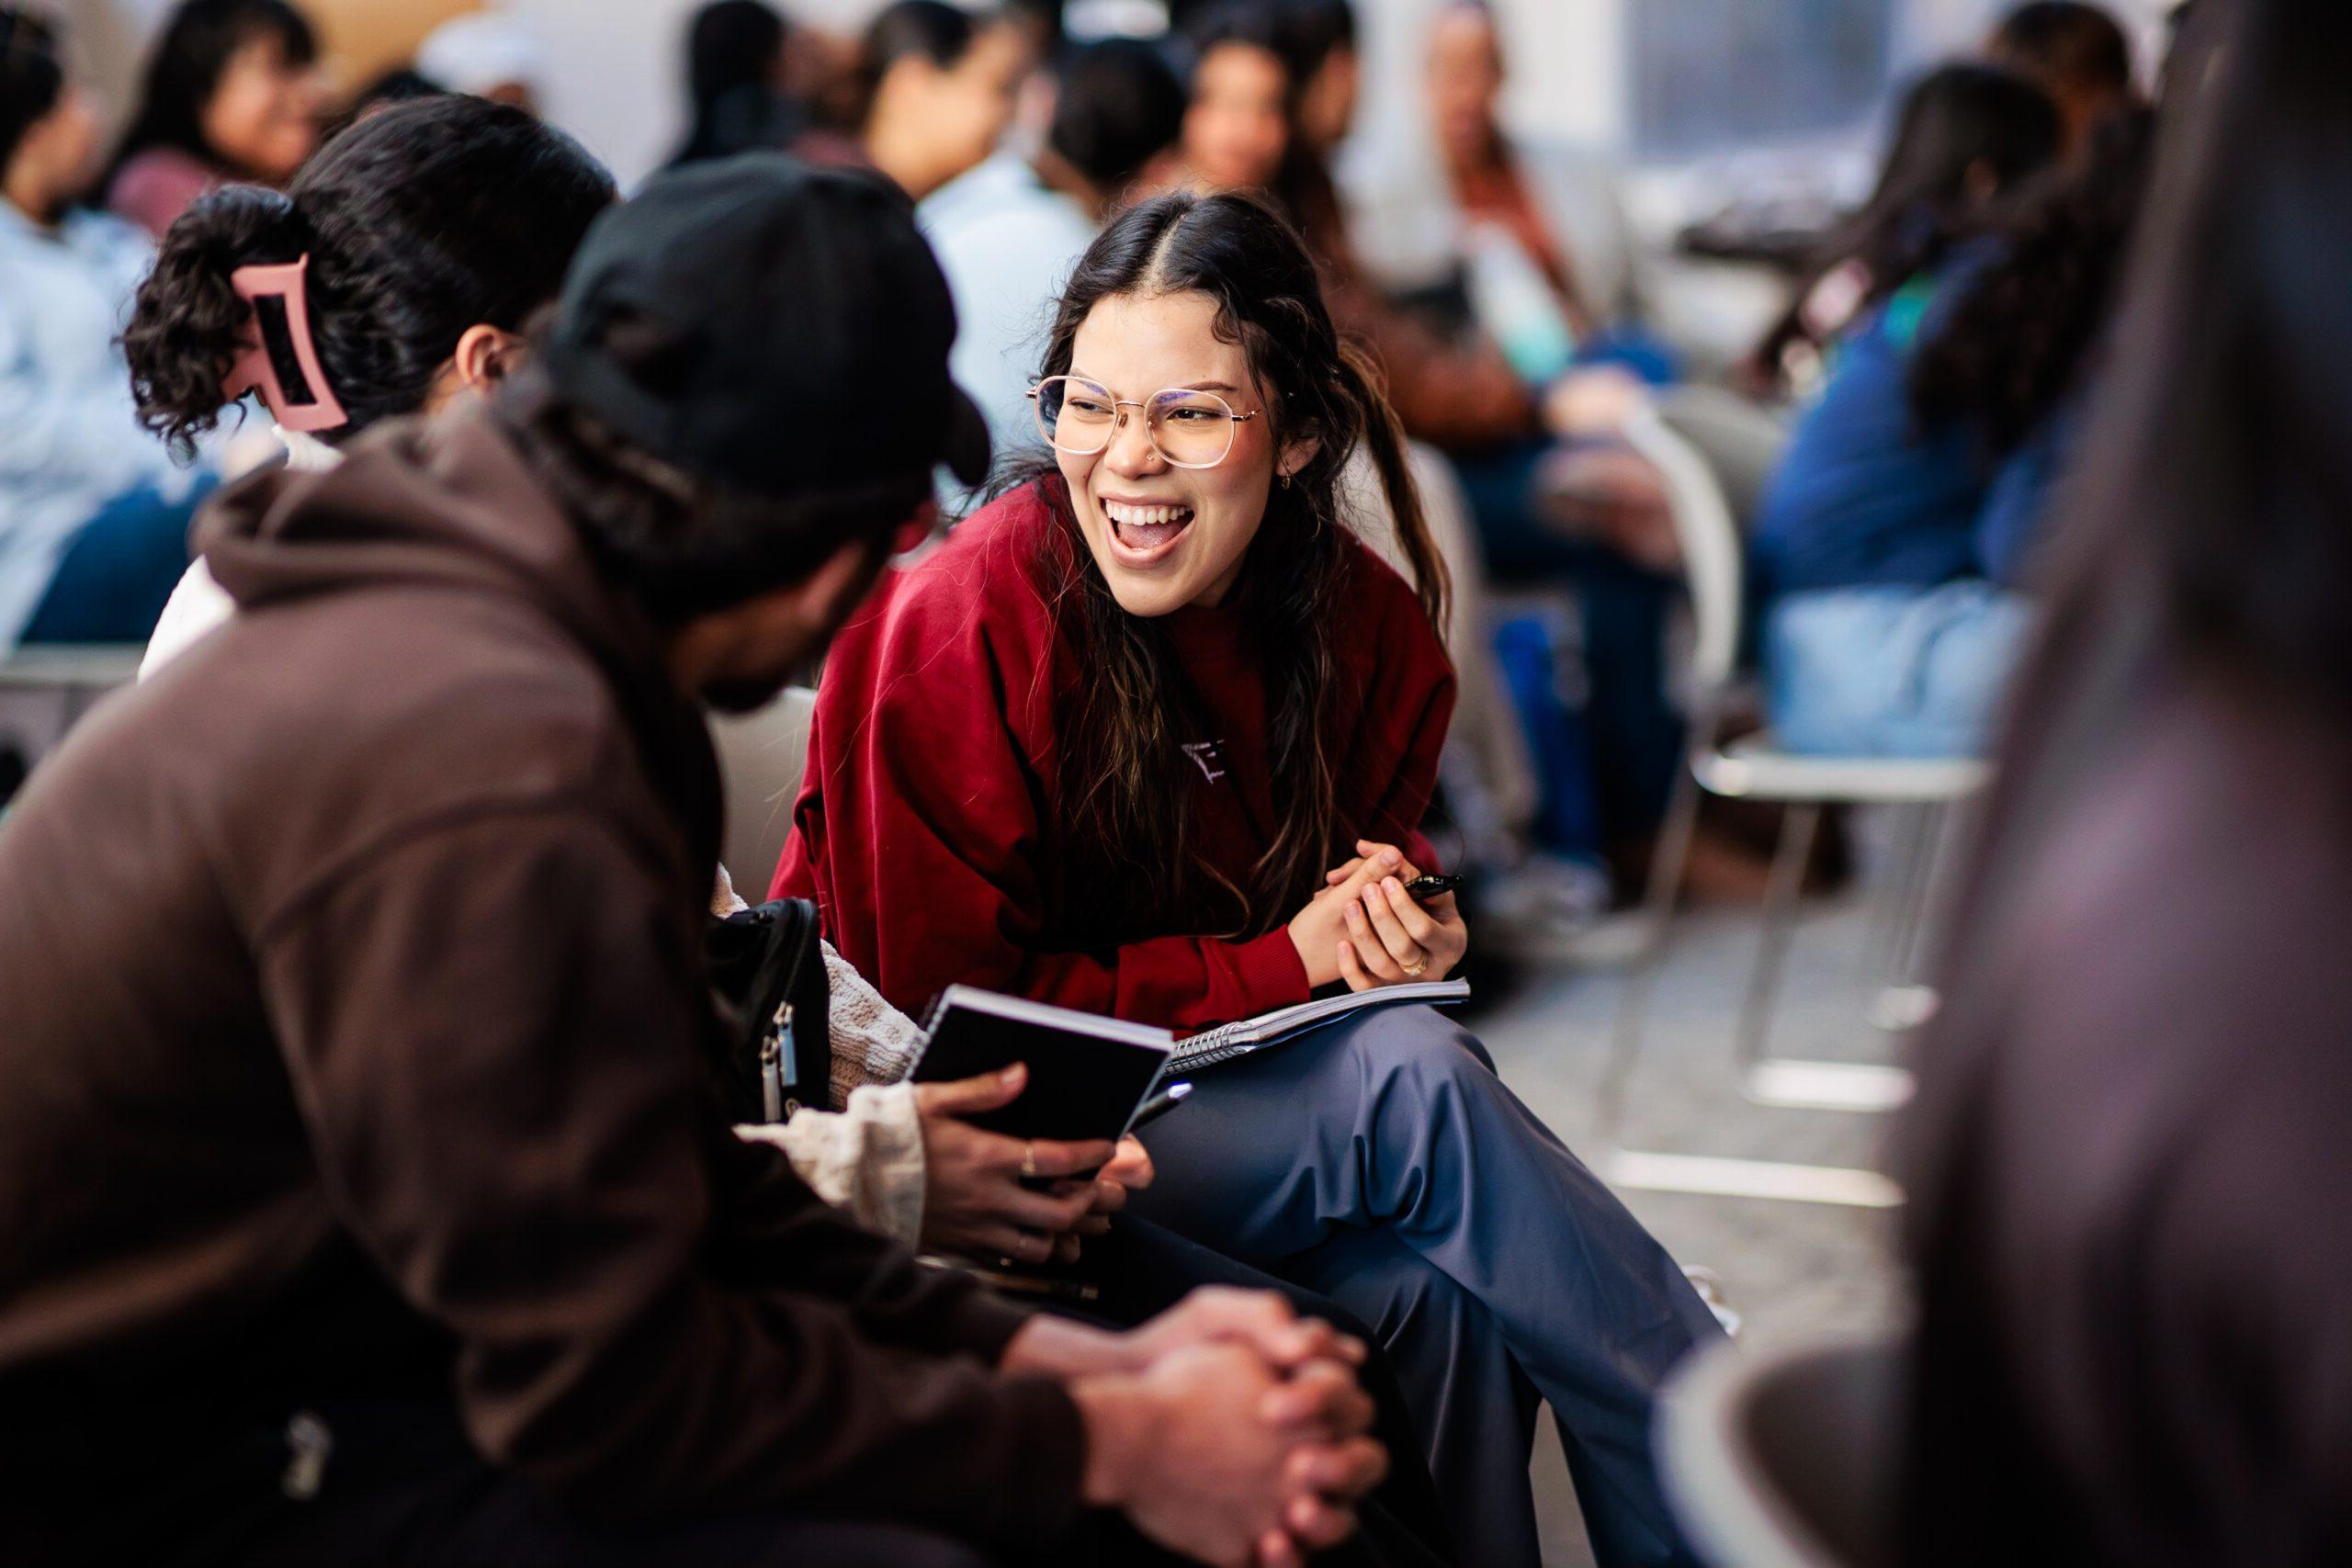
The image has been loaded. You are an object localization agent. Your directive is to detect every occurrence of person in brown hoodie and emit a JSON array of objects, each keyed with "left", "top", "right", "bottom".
[{"left": 0, "top": 155, "right": 1388, "bottom": 1567}]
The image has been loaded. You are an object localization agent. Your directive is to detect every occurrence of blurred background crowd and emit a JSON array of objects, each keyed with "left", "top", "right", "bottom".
[
  {"left": 6, "top": 0, "right": 2171, "bottom": 964},
  {"left": 24, "top": 5, "right": 2352, "bottom": 1563}
]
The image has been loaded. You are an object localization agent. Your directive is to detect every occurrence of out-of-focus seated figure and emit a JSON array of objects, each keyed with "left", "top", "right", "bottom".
[
  {"left": 1987, "top": 0, "right": 2138, "bottom": 156},
  {"left": 1419, "top": 0, "right": 1659, "bottom": 384},
  {"left": 845, "top": 1, "right": 1031, "bottom": 202},
  {"left": 415, "top": 7, "right": 549, "bottom": 117},
  {"left": 922, "top": 35, "right": 1186, "bottom": 457},
  {"left": 1749, "top": 63, "right": 2063, "bottom": 403},
  {"left": 1754, "top": 96, "right": 2157, "bottom": 761},
  {"left": 0, "top": 6, "right": 213, "bottom": 651},
  {"left": 666, "top": 0, "right": 802, "bottom": 169},
  {"left": 1903, "top": 6, "right": 2352, "bottom": 1561},
  {"left": 102, "top": 0, "right": 325, "bottom": 239},
  {"left": 1175, "top": 4, "right": 1541, "bottom": 457}
]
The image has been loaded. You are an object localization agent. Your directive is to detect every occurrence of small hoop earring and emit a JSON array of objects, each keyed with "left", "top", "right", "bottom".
[{"left": 1279, "top": 469, "right": 1294, "bottom": 489}]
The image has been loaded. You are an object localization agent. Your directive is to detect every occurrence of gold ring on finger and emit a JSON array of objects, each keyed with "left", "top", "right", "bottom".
[
  {"left": 1400, "top": 954, "right": 1429, "bottom": 977},
  {"left": 1020, "top": 1141, "right": 1038, "bottom": 1179}
]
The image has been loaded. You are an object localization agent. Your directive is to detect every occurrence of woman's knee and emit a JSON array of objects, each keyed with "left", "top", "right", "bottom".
[{"left": 1339, "top": 1005, "right": 1498, "bottom": 1089}]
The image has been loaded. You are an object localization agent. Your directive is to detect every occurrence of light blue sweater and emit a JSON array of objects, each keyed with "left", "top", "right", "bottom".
[{"left": 0, "top": 202, "right": 203, "bottom": 646}]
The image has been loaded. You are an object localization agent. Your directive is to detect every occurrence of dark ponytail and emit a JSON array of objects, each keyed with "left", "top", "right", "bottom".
[
  {"left": 123, "top": 185, "right": 307, "bottom": 458},
  {"left": 1334, "top": 339, "right": 1443, "bottom": 631},
  {"left": 121, "top": 95, "right": 616, "bottom": 460}
]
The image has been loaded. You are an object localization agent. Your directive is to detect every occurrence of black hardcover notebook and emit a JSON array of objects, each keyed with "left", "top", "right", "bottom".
[{"left": 908, "top": 986, "right": 1175, "bottom": 1142}]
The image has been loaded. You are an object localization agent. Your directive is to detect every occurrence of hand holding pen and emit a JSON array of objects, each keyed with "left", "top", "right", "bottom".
[{"left": 1317, "top": 840, "right": 1469, "bottom": 991}]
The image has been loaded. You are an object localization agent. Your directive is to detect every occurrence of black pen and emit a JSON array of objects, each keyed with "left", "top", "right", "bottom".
[{"left": 1128, "top": 1081, "right": 1193, "bottom": 1132}]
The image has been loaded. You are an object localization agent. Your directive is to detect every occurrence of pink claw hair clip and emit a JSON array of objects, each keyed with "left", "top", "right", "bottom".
[{"left": 224, "top": 255, "right": 348, "bottom": 434}]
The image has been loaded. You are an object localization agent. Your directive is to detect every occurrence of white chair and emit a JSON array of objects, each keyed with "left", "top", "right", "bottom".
[
  {"left": 709, "top": 684, "right": 818, "bottom": 897},
  {"left": 1593, "top": 405, "right": 1986, "bottom": 1208},
  {"left": 0, "top": 644, "right": 146, "bottom": 807},
  {"left": 1658, "top": 1334, "right": 1905, "bottom": 1568}
]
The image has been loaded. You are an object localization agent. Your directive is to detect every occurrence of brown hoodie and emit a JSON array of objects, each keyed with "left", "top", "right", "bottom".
[{"left": 0, "top": 406, "right": 1083, "bottom": 1549}]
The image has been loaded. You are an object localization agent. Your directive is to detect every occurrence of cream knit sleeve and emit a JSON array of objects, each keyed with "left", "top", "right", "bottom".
[{"left": 731, "top": 939, "right": 932, "bottom": 1245}]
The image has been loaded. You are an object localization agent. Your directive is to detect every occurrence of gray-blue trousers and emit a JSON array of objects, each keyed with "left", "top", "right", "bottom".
[{"left": 1129, "top": 1006, "right": 1723, "bottom": 1568}]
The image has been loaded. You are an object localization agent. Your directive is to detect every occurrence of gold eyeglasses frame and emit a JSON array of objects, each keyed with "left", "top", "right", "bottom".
[{"left": 1026, "top": 375, "right": 1262, "bottom": 469}]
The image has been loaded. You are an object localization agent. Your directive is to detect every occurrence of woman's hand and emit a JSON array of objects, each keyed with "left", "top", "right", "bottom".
[
  {"left": 1338, "top": 873, "right": 1467, "bottom": 990},
  {"left": 1318, "top": 840, "right": 1469, "bottom": 990},
  {"left": 911, "top": 1064, "right": 1116, "bottom": 1264},
  {"left": 1287, "top": 846, "right": 1408, "bottom": 988}
]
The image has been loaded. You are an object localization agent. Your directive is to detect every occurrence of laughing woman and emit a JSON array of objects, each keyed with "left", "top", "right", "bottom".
[{"left": 775, "top": 188, "right": 1721, "bottom": 1568}]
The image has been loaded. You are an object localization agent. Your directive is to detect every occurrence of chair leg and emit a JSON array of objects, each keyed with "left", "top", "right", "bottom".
[
  {"left": 1868, "top": 802, "right": 1951, "bottom": 1032},
  {"left": 1733, "top": 802, "right": 1917, "bottom": 1112},
  {"left": 1596, "top": 761, "right": 1702, "bottom": 1145},
  {"left": 1734, "top": 801, "right": 1819, "bottom": 1071},
  {"left": 1862, "top": 804, "right": 1932, "bottom": 997}
]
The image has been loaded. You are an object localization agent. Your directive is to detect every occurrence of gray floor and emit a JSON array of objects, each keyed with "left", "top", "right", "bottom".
[{"left": 1479, "top": 892, "right": 1912, "bottom": 1567}]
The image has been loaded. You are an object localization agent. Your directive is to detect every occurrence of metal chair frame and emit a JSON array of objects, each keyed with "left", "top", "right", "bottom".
[{"left": 1592, "top": 406, "right": 1987, "bottom": 1209}]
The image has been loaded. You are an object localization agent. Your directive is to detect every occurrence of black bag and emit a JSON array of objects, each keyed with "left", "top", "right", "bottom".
[{"left": 704, "top": 898, "right": 831, "bottom": 1123}]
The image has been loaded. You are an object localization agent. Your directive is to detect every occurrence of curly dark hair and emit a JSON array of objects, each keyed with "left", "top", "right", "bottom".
[
  {"left": 1909, "top": 107, "right": 2155, "bottom": 458},
  {"left": 121, "top": 95, "right": 614, "bottom": 458}
]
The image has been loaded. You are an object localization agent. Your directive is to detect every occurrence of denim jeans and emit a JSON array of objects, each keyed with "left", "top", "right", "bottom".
[
  {"left": 18, "top": 478, "right": 210, "bottom": 646},
  {"left": 1764, "top": 581, "right": 2032, "bottom": 759}
]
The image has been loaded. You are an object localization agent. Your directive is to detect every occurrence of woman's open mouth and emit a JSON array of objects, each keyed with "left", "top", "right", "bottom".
[{"left": 1101, "top": 498, "right": 1196, "bottom": 563}]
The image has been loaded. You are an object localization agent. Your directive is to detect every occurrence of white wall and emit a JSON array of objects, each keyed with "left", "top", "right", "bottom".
[{"left": 500, "top": 0, "right": 707, "bottom": 185}]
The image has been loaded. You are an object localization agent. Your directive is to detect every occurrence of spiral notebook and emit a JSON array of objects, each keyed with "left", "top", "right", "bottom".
[{"left": 1171, "top": 979, "right": 1472, "bottom": 1071}]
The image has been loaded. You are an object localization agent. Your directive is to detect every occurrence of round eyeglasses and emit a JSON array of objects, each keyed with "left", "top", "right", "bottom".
[{"left": 1028, "top": 375, "right": 1260, "bottom": 469}]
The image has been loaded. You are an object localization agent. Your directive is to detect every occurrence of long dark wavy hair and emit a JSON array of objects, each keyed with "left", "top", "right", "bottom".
[
  {"left": 1909, "top": 106, "right": 2155, "bottom": 459},
  {"left": 1011, "top": 188, "right": 1448, "bottom": 940}
]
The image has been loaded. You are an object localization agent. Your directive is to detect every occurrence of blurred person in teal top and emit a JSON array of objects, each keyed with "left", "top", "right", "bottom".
[
  {"left": 1757, "top": 104, "right": 2154, "bottom": 759},
  {"left": 0, "top": 8, "right": 214, "bottom": 650}
]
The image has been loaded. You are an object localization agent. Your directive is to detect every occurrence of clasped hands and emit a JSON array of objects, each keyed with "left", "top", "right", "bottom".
[
  {"left": 1286, "top": 840, "right": 1468, "bottom": 991},
  {"left": 1005, "top": 1287, "right": 1389, "bottom": 1567}
]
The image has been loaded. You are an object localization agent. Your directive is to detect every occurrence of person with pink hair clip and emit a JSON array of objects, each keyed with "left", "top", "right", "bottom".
[{"left": 122, "top": 92, "right": 616, "bottom": 673}]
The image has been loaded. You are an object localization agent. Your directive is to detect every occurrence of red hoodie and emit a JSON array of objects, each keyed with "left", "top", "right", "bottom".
[{"left": 772, "top": 480, "right": 1456, "bottom": 1031}]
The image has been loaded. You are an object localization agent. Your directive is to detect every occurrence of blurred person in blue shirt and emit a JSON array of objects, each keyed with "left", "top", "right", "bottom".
[
  {"left": 1756, "top": 96, "right": 2154, "bottom": 759},
  {"left": 0, "top": 6, "right": 213, "bottom": 650},
  {"left": 1746, "top": 63, "right": 2056, "bottom": 756},
  {"left": 920, "top": 35, "right": 1186, "bottom": 461}
]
